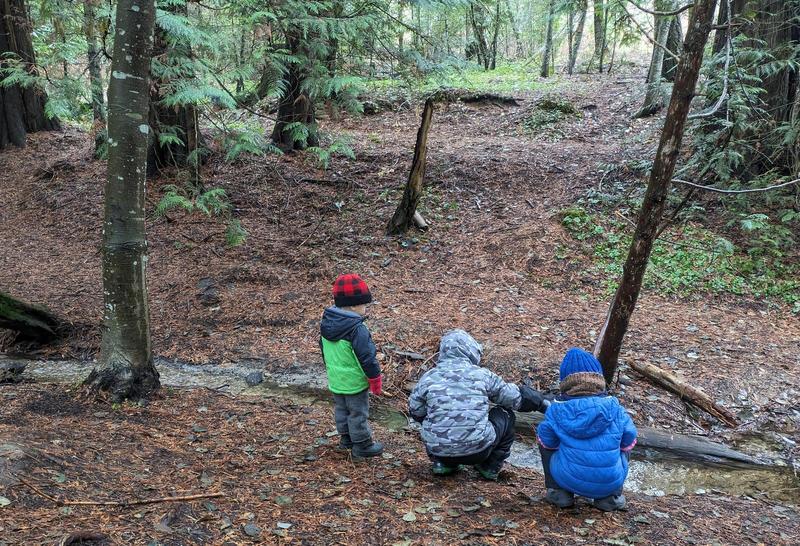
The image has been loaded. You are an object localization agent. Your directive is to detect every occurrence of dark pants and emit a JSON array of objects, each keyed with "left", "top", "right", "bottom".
[
  {"left": 332, "top": 390, "right": 372, "bottom": 444},
  {"left": 538, "top": 445, "right": 625, "bottom": 497},
  {"left": 428, "top": 407, "right": 516, "bottom": 472}
]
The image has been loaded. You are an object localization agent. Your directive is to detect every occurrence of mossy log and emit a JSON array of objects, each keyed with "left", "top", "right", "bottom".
[{"left": 0, "top": 291, "right": 60, "bottom": 341}]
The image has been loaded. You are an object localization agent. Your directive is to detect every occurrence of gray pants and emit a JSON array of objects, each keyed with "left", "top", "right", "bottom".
[{"left": 333, "top": 390, "right": 372, "bottom": 444}]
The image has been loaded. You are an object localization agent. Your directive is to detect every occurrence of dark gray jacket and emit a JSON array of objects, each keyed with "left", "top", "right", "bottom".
[{"left": 408, "top": 330, "right": 522, "bottom": 457}]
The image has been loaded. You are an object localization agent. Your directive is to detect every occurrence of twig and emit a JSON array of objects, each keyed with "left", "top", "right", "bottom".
[
  {"left": 672, "top": 177, "right": 800, "bottom": 194},
  {"left": 628, "top": 0, "right": 695, "bottom": 16},
  {"left": 18, "top": 476, "right": 224, "bottom": 507},
  {"left": 621, "top": 3, "right": 681, "bottom": 62}
]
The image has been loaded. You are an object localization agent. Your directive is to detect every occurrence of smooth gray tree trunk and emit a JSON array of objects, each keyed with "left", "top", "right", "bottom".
[
  {"left": 84, "top": 0, "right": 160, "bottom": 401},
  {"left": 635, "top": 1, "right": 673, "bottom": 118},
  {"left": 541, "top": 0, "right": 556, "bottom": 77}
]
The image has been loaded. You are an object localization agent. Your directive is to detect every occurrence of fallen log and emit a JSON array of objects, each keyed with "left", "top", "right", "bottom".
[
  {"left": 0, "top": 291, "right": 60, "bottom": 342},
  {"left": 514, "top": 411, "right": 762, "bottom": 468},
  {"left": 628, "top": 360, "right": 738, "bottom": 428},
  {"left": 427, "top": 88, "right": 519, "bottom": 106},
  {"left": 399, "top": 380, "right": 763, "bottom": 468}
]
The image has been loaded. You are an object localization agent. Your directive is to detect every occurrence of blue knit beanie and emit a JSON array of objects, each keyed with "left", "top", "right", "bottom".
[{"left": 559, "top": 348, "right": 603, "bottom": 381}]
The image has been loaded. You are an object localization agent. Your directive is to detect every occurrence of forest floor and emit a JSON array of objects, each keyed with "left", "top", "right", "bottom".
[
  {"left": 1, "top": 383, "right": 798, "bottom": 545},
  {"left": 1, "top": 70, "right": 799, "bottom": 543}
]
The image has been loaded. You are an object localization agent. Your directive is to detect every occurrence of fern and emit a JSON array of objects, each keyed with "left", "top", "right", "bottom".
[
  {"left": 155, "top": 190, "right": 195, "bottom": 216},
  {"left": 225, "top": 219, "right": 248, "bottom": 247}
]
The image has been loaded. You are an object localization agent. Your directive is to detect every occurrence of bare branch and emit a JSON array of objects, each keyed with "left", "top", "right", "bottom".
[
  {"left": 620, "top": 3, "right": 681, "bottom": 62},
  {"left": 672, "top": 177, "right": 800, "bottom": 194},
  {"left": 628, "top": 0, "right": 695, "bottom": 16}
]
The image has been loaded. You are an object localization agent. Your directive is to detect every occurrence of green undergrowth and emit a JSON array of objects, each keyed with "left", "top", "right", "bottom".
[
  {"left": 368, "top": 62, "right": 558, "bottom": 97},
  {"left": 559, "top": 205, "right": 800, "bottom": 311},
  {"left": 523, "top": 95, "right": 582, "bottom": 131}
]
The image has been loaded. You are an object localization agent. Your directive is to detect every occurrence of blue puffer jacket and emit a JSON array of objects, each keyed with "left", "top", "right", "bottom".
[{"left": 537, "top": 394, "right": 637, "bottom": 499}]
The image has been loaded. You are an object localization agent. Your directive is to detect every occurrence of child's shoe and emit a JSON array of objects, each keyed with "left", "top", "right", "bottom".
[
  {"left": 545, "top": 488, "right": 575, "bottom": 508},
  {"left": 592, "top": 494, "right": 627, "bottom": 512},
  {"left": 431, "top": 461, "right": 460, "bottom": 476},
  {"left": 337, "top": 434, "right": 353, "bottom": 451},
  {"left": 352, "top": 439, "right": 384, "bottom": 458},
  {"left": 475, "top": 464, "right": 499, "bottom": 481}
]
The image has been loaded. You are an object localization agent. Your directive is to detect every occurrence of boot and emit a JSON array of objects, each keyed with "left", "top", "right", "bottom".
[
  {"left": 545, "top": 488, "right": 575, "bottom": 508},
  {"left": 352, "top": 439, "right": 384, "bottom": 458},
  {"left": 431, "top": 461, "right": 460, "bottom": 476},
  {"left": 337, "top": 434, "right": 353, "bottom": 451},
  {"left": 475, "top": 464, "right": 500, "bottom": 481},
  {"left": 592, "top": 494, "right": 627, "bottom": 512}
]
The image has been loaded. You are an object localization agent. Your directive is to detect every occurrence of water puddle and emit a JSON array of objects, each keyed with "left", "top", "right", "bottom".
[
  {"left": 8, "top": 356, "right": 799, "bottom": 504},
  {"left": 508, "top": 444, "right": 800, "bottom": 504}
]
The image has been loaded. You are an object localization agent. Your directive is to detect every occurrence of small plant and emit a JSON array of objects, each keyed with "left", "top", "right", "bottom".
[
  {"left": 307, "top": 135, "right": 355, "bottom": 170},
  {"left": 155, "top": 185, "right": 246, "bottom": 247},
  {"left": 523, "top": 95, "right": 582, "bottom": 131}
]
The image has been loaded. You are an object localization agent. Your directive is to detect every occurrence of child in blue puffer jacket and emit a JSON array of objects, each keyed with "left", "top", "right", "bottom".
[{"left": 537, "top": 348, "right": 637, "bottom": 511}]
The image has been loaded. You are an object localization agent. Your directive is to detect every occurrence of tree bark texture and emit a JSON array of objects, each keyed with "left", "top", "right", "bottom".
[
  {"left": 568, "top": 0, "right": 588, "bottom": 74},
  {"left": 541, "top": 0, "right": 556, "bottom": 77},
  {"left": 387, "top": 99, "right": 434, "bottom": 235},
  {"left": 270, "top": 31, "right": 320, "bottom": 151},
  {"left": 594, "top": 0, "right": 719, "bottom": 384},
  {"left": 0, "top": 291, "right": 60, "bottom": 341},
  {"left": 0, "top": 0, "right": 60, "bottom": 149},
  {"left": 84, "top": 0, "right": 160, "bottom": 401},
  {"left": 83, "top": 0, "right": 106, "bottom": 155}
]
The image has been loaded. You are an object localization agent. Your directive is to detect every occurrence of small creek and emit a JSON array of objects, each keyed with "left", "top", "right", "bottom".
[{"left": 8, "top": 356, "right": 800, "bottom": 505}]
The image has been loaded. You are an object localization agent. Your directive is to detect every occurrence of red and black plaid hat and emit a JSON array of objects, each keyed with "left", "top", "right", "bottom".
[{"left": 332, "top": 274, "right": 372, "bottom": 307}]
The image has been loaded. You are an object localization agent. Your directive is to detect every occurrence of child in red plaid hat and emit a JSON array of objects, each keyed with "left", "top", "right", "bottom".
[{"left": 320, "top": 274, "right": 384, "bottom": 457}]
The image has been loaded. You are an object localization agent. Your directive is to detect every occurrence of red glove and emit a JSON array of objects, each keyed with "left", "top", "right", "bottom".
[{"left": 367, "top": 375, "right": 383, "bottom": 395}]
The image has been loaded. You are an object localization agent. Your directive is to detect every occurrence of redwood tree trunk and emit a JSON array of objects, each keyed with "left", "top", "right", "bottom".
[
  {"left": 147, "top": 0, "right": 202, "bottom": 179},
  {"left": 594, "top": 0, "right": 719, "bottom": 383},
  {"left": 0, "top": 0, "right": 59, "bottom": 149},
  {"left": 270, "top": 32, "right": 320, "bottom": 151},
  {"left": 84, "top": 0, "right": 160, "bottom": 401}
]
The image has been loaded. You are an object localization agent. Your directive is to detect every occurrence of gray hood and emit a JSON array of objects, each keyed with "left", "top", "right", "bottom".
[{"left": 438, "top": 329, "right": 482, "bottom": 367}]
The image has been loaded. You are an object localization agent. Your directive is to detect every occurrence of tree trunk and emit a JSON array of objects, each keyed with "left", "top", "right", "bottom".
[
  {"left": 635, "top": 2, "right": 673, "bottom": 118},
  {"left": 387, "top": 99, "right": 434, "bottom": 235},
  {"left": 0, "top": 291, "right": 60, "bottom": 341},
  {"left": 712, "top": 0, "right": 731, "bottom": 54},
  {"left": 662, "top": 16, "right": 683, "bottom": 81},
  {"left": 469, "top": 3, "right": 491, "bottom": 69},
  {"left": 270, "top": 32, "right": 320, "bottom": 151},
  {"left": 568, "top": 0, "right": 588, "bottom": 74},
  {"left": 541, "top": 0, "right": 556, "bottom": 78},
  {"left": 83, "top": 0, "right": 106, "bottom": 156},
  {"left": 592, "top": 0, "right": 606, "bottom": 72},
  {"left": 147, "top": 0, "right": 202, "bottom": 180},
  {"left": 594, "top": 0, "right": 719, "bottom": 384},
  {"left": 84, "top": 0, "right": 160, "bottom": 401},
  {"left": 489, "top": 0, "right": 501, "bottom": 70},
  {"left": 0, "top": 0, "right": 60, "bottom": 149}
]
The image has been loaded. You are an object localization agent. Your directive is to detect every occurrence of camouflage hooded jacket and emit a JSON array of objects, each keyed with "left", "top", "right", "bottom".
[{"left": 408, "top": 330, "right": 522, "bottom": 457}]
